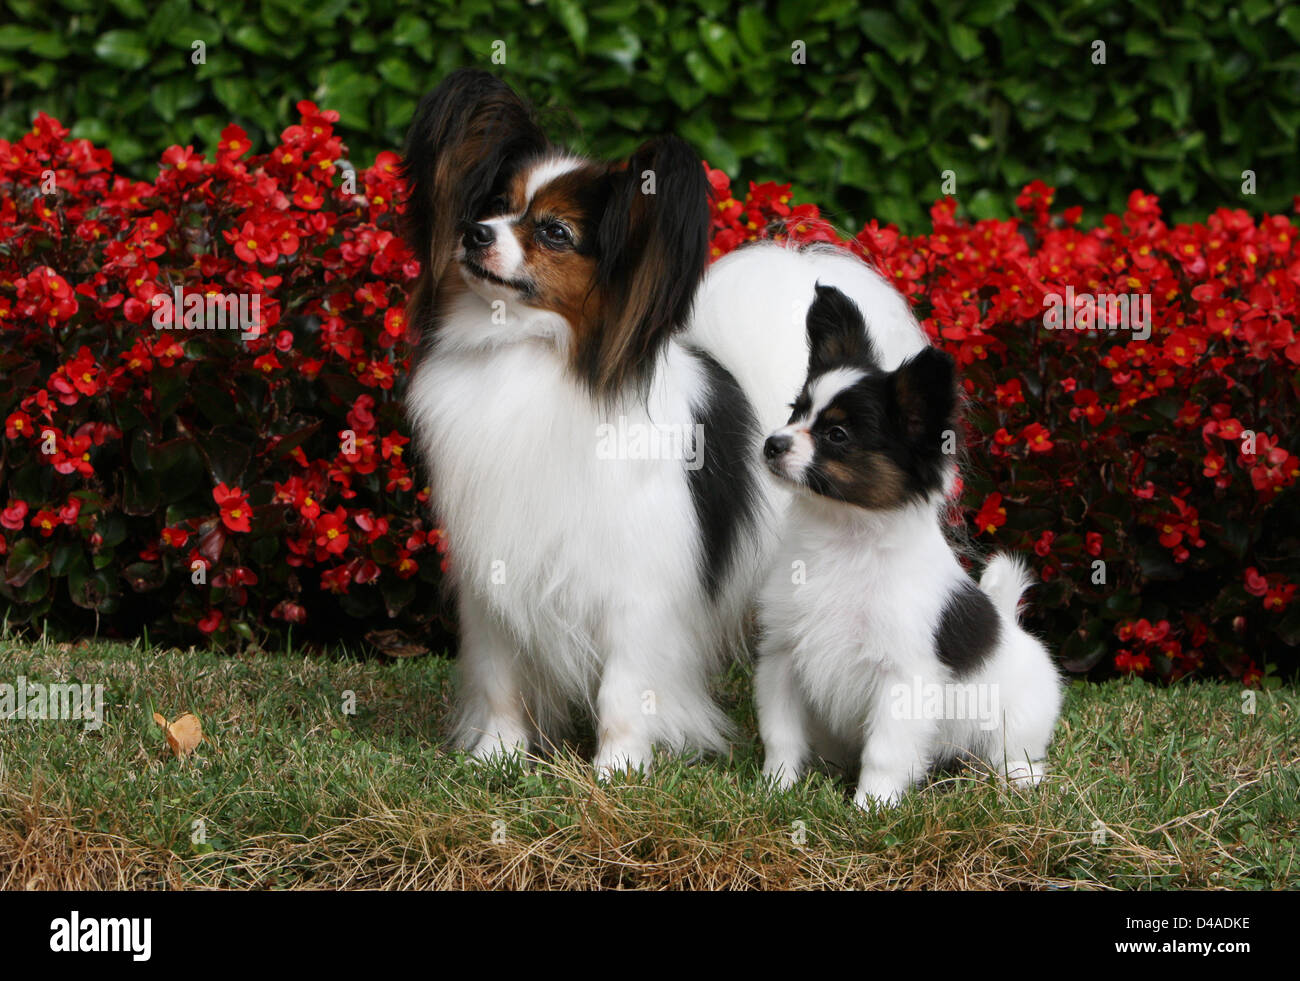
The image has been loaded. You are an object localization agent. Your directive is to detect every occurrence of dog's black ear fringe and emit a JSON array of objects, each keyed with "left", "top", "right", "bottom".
[
  {"left": 401, "top": 70, "right": 547, "bottom": 294},
  {"left": 890, "top": 346, "right": 958, "bottom": 447},
  {"left": 805, "top": 283, "right": 879, "bottom": 376},
  {"left": 586, "top": 135, "right": 710, "bottom": 396}
]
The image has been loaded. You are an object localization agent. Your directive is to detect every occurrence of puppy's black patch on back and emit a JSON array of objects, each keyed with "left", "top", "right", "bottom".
[
  {"left": 935, "top": 580, "right": 1000, "bottom": 676},
  {"left": 687, "top": 348, "right": 760, "bottom": 600}
]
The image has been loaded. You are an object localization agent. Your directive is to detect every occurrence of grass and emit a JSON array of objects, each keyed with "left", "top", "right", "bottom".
[{"left": 0, "top": 635, "right": 1296, "bottom": 890}]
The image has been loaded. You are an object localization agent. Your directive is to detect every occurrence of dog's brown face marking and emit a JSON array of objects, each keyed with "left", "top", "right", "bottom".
[
  {"left": 461, "top": 158, "right": 614, "bottom": 355},
  {"left": 506, "top": 164, "right": 607, "bottom": 329},
  {"left": 820, "top": 452, "right": 909, "bottom": 510},
  {"left": 766, "top": 285, "right": 962, "bottom": 512},
  {"left": 416, "top": 124, "right": 708, "bottom": 400}
]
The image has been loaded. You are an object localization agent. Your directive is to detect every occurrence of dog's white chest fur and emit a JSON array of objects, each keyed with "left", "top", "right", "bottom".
[
  {"left": 762, "top": 502, "right": 961, "bottom": 739},
  {"left": 404, "top": 295, "right": 758, "bottom": 762},
  {"left": 756, "top": 499, "right": 1063, "bottom": 807},
  {"left": 410, "top": 335, "right": 698, "bottom": 664}
]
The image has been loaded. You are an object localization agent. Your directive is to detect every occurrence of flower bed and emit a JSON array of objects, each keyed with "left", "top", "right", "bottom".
[{"left": 1, "top": 107, "right": 1296, "bottom": 681}]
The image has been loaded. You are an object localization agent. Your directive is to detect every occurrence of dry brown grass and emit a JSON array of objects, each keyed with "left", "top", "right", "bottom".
[{"left": 1, "top": 639, "right": 1295, "bottom": 890}]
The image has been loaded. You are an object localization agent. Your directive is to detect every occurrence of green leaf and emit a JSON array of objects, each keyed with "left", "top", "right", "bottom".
[
  {"left": 123, "top": 469, "right": 161, "bottom": 516},
  {"left": 859, "top": 11, "right": 908, "bottom": 50},
  {"left": 376, "top": 56, "right": 419, "bottom": 93},
  {"left": 151, "top": 79, "right": 202, "bottom": 124},
  {"left": 1266, "top": 100, "right": 1298, "bottom": 139},
  {"left": 93, "top": 29, "right": 151, "bottom": 70},
  {"left": 391, "top": 13, "right": 431, "bottom": 48},
  {"left": 20, "top": 62, "right": 58, "bottom": 90},
  {"left": 1122, "top": 30, "right": 1159, "bottom": 58},
  {"left": 665, "top": 73, "right": 706, "bottom": 110},
  {"left": 964, "top": 0, "right": 1016, "bottom": 27},
  {"left": 966, "top": 188, "right": 1002, "bottom": 221},
  {"left": 349, "top": 30, "right": 378, "bottom": 53},
  {"left": 51, "top": 543, "right": 89, "bottom": 578},
  {"left": 199, "top": 427, "right": 254, "bottom": 487},
  {"left": 698, "top": 21, "right": 736, "bottom": 69},
  {"left": 69, "top": 569, "right": 116, "bottom": 611},
  {"left": 589, "top": 26, "right": 642, "bottom": 70},
  {"left": 259, "top": 0, "right": 297, "bottom": 36},
  {"left": 683, "top": 50, "right": 729, "bottom": 95},
  {"left": 212, "top": 77, "right": 261, "bottom": 118},
  {"left": 737, "top": 7, "right": 766, "bottom": 54},
  {"left": 947, "top": 23, "right": 984, "bottom": 61},
  {"left": 1240, "top": 0, "right": 1273, "bottom": 23},
  {"left": 553, "top": 0, "right": 589, "bottom": 54},
  {"left": 232, "top": 24, "right": 278, "bottom": 56},
  {"left": 5, "top": 538, "right": 50, "bottom": 589},
  {"left": 1278, "top": 7, "right": 1300, "bottom": 43},
  {"left": 0, "top": 25, "right": 67, "bottom": 57}
]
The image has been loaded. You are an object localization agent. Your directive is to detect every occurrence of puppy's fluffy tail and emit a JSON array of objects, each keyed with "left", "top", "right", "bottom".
[{"left": 979, "top": 553, "right": 1033, "bottom": 623}]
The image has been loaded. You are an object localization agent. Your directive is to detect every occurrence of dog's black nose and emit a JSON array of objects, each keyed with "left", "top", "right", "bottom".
[
  {"left": 462, "top": 222, "right": 494, "bottom": 249},
  {"left": 764, "top": 434, "right": 792, "bottom": 459}
]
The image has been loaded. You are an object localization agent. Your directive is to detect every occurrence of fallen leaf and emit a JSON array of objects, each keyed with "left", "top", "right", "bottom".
[
  {"left": 365, "top": 629, "right": 430, "bottom": 658},
  {"left": 154, "top": 711, "right": 203, "bottom": 757}
]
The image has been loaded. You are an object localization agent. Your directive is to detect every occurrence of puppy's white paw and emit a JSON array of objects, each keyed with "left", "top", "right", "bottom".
[
  {"left": 1000, "top": 758, "right": 1048, "bottom": 788},
  {"left": 593, "top": 741, "right": 652, "bottom": 782},
  {"left": 853, "top": 776, "right": 907, "bottom": 810},
  {"left": 762, "top": 760, "right": 802, "bottom": 791},
  {"left": 468, "top": 728, "right": 528, "bottom": 765}
]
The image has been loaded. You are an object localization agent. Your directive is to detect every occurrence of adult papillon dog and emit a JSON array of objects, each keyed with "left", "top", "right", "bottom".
[
  {"left": 400, "top": 68, "right": 932, "bottom": 774},
  {"left": 756, "top": 285, "right": 1063, "bottom": 807}
]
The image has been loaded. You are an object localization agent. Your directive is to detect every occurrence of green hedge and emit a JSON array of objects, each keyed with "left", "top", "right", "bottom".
[{"left": 2, "top": 0, "right": 1297, "bottom": 230}]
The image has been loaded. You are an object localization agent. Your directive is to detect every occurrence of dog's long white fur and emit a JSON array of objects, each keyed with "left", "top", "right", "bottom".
[
  {"left": 407, "top": 241, "right": 929, "bottom": 772},
  {"left": 754, "top": 457, "right": 1063, "bottom": 808}
]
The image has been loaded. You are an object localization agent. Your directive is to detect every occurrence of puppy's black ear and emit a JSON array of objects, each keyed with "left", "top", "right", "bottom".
[
  {"left": 889, "top": 346, "right": 959, "bottom": 448},
  {"left": 806, "top": 283, "right": 879, "bottom": 376},
  {"left": 401, "top": 69, "right": 546, "bottom": 289},
  {"left": 589, "top": 135, "right": 710, "bottom": 396}
]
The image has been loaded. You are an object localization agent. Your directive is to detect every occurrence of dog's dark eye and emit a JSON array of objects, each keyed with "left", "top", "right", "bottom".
[
  {"left": 538, "top": 222, "right": 573, "bottom": 249},
  {"left": 482, "top": 195, "right": 509, "bottom": 216},
  {"left": 825, "top": 425, "right": 849, "bottom": 444}
]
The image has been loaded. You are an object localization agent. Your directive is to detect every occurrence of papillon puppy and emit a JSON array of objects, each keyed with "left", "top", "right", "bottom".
[
  {"left": 401, "top": 69, "right": 932, "bottom": 775},
  {"left": 756, "top": 285, "right": 1063, "bottom": 807}
]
